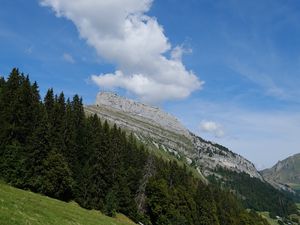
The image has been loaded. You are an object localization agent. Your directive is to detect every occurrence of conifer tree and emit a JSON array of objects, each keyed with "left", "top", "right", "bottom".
[
  {"left": 63, "top": 99, "right": 77, "bottom": 165},
  {"left": 44, "top": 88, "right": 54, "bottom": 118},
  {"left": 195, "top": 185, "right": 220, "bottom": 225},
  {"left": 39, "top": 148, "right": 73, "bottom": 201},
  {"left": 0, "top": 76, "right": 6, "bottom": 150},
  {"left": 71, "top": 95, "right": 86, "bottom": 171},
  {"left": 104, "top": 190, "right": 117, "bottom": 217},
  {"left": 51, "top": 92, "right": 66, "bottom": 151},
  {"left": 25, "top": 106, "right": 51, "bottom": 191}
]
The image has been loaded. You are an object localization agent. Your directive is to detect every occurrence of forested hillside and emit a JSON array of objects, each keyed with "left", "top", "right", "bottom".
[
  {"left": 0, "top": 68, "right": 270, "bottom": 225},
  {"left": 208, "top": 169, "right": 299, "bottom": 217}
]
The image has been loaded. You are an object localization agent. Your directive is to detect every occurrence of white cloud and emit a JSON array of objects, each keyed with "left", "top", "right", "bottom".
[
  {"left": 200, "top": 120, "right": 225, "bottom": 138},
  {"left": 40, "top": 0, "right": 203, "bottom": 103},
  {"left": 62, "top": 53, "right": 75, "bottom": 63}
]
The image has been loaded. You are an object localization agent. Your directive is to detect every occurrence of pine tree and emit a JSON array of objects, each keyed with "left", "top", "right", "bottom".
[
  {"left": 44, "top": 88, "right": 54, "bottom": 119},
  {"left": 0, "top": 76, "right": 6, "bottom": 160},
  {"left": 39, "top": 148, "right": 73, "bottom": 201},
  {"left": 0, "top": 69, "right": 40, "bottom": 185},
  {"left": 1, "top": 68, "right": 25, "bottom": 144},
  {"left": 195, "top": 185, "right": 220, "bottom": 225},
  {"left": 51, "top": 92, "right": 66, "bottom": 150},
  {"left": 0, "top": 141, "right": 24, "bottom": 186},
  {"left": 25, "top": 106, "right": 51, "bottom": 191},
  {"left": 71, "top": 95, "right": 86, "bottom": 171},
  {"left": 104, "top": 190, "right": 117, "bottom": 217},
  {"left": 78, "top": 115, "right": 107, "bottom": 209},
  {"left": 63, "top": 99, "right": 77, "bottom": 165}
]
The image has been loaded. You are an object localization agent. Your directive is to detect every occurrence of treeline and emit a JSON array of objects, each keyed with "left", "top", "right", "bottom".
[
  {"left": 208, "top": 168, "right": 299, "bottom": 218},
  {"left": 0, "top": 69, "right": 270, "bottom": 225}
]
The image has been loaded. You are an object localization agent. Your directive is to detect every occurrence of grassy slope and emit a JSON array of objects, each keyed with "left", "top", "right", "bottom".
[
  {"left": 259, "top": 212, "right": 279, "bottom": 225},
  {"left": 0, "top": 182, "right": 136, "bottom": 225}
]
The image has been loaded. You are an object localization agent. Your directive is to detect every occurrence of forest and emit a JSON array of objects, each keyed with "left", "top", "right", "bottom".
[
  {"left": 0, "top": 68, "right": 271, "bottom": 225},
  {"left": 208, "top": 168, "right": 299, "bottom": 218}
]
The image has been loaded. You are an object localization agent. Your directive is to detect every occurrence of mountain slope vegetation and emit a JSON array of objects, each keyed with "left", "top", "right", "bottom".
[
  {"left": 0, "top": 181, "right": 135, "bottom": 225},
  {"left": 208, "top": 168, "right": 298, "bottom": 217},
  {"left": 0, "top": 68, "right": 272, "bottom": 224}
]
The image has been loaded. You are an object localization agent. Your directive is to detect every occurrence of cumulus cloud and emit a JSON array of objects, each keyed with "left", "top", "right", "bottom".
[
  {"left": 40, "top": 0, "right": 203, "bottom": 103},
  {"left": 200, "top": 120, "right": 225, "bottom": 138},
  {"left": 62, "top": 53, "right": 75, "bottom": 63}
]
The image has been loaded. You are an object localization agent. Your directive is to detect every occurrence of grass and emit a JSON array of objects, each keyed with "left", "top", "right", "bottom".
[
  {"left": 259, "top": 212, "right": 279, "bottom": 225},
  {"left": 0, "top": 181, "right": 136, "bottom": 225}
]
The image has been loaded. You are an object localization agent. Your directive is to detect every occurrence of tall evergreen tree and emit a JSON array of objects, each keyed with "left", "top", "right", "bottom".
[
  {"left": 44, "top": 88, "right": 54, "bottom": 119},
  {"left": 25, "top": 106, "right": 51, "bottom": 191},
  {"left": 0, "top": 69, "right": 40, "bottom": 185},
  {"left": 70, "top": 95, "right": 86, "bottom": 171},
  {"left": 104, "top": 190, "right": 117, "bottom": 217},
  {"left": 0, "top": 76, "right": 6, "bottom": 150},
  {"left": 195, "top": 185, "right": 219, "bottom": 225},
  {"left": 51, "top": 92, "right": 66, "bottom": 151},
  {"left": 39, "top": 148, "right": 73, "bottom": 201}
]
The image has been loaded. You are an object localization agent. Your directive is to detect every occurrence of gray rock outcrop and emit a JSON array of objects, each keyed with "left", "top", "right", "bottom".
[{"left": 85, "top": 92, "right": 262, "bottom": 180}]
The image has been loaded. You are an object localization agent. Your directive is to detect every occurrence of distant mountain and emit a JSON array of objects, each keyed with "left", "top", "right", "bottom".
[
  {"left": 261, "top": 153, "right": 300, "bottom": 192},
  {"left": 85, "top": 92, "right": 262, "bottom": 180}
]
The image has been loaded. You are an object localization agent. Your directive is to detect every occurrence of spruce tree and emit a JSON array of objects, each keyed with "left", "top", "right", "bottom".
[
  {"left": 25, "top": 106, "right": 51, "bottom": 191},
  {"left": 195, "top": 185, "right": 220, "bottom": 225},
  {"left": 104, "top": 190, "right": 117, "bottom": 217},
  {"left": 39, "top": 148, "right": 73, "bottom": 201},
  {"left": 51, "top": 92, "right": 66, "bottom": 151},
  {"left": 44, "top": 88, "right": 54, "bottom": 118}
]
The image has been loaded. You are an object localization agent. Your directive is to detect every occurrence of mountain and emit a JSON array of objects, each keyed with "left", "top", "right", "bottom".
[
  {"left": 85, "top": 92, "right": 300, "bottom": 218},
  {"left": 85, "top": 92, "right": 262, "bottom": 180},
  {"left": 261, "top": 153, "right": 300, "bottom": 192}
]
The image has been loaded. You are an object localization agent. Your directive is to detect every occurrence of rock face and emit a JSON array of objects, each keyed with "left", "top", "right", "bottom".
[
  {"left": 191, "top": 134, "right": 262, "bottom": 179},
  {"left": 261, "top": 153, "right": 300, "bottom": 191},
  {"left": 95, "top": 92, "right": 190, "bottom": 139},
  {"left": 85, "top": 92, "right": 262, "bottom": 180}
]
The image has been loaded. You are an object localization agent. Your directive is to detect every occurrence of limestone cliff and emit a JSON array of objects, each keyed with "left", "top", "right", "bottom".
[{"left": 84, "top": 92, "right": 262, "bottom": 180}]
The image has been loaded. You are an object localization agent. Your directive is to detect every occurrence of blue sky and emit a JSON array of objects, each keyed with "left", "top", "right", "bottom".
[{"left": 1, "top": 0, "right": 300, "bottom": 169}]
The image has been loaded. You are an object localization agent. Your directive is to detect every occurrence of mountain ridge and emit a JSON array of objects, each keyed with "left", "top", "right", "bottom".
[
  {"left": 85, "top": 91, "right": 262, "bottom": 180},
  {"left": 261, "top": 153, "right": 300, "bottom": 192}
]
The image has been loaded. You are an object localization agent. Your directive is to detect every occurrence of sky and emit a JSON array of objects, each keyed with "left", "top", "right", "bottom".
[{"left": 1, "top": 0, "right": 300, "bottom": 169}]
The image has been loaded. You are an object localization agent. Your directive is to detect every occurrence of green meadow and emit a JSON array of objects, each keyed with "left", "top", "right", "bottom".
[{"left": 0, "top": 181, "right": 136, "bottom": 225}]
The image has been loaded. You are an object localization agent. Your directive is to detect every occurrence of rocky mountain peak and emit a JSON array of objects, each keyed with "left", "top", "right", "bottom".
[
  {"left": 95, "top": 92, "right": 191, "bottom": 138},
  {"left": 85, "top": 92, "right": 263, "bottom": 180}
]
